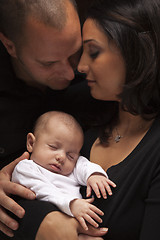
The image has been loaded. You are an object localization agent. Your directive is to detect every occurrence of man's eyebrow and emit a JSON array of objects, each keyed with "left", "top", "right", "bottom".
[{"left": 36, "top": 59, "right": 58, "bottom": 64}]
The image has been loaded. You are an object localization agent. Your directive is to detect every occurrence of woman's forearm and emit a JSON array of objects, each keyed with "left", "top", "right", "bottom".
[
  {"left": 35, "top": 211, "right": 79, "bottom": 240},
  {"left": 35, "top": 211, "right": 108, "bottom": 240}
]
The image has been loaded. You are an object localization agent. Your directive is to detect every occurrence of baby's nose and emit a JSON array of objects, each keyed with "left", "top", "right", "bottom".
[{"left": 55, "top": 153, "right": 65, "bottom": 163}]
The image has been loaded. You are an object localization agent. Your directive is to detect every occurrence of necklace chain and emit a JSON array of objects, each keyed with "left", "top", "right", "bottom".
[{"left": 113, "top": 119, "right": 153, "bottom": 143}]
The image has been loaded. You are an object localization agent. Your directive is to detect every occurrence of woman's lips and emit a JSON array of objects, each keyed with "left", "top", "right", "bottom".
[{"left": 87, "top": 79, "right": 96, "bottom": 86}]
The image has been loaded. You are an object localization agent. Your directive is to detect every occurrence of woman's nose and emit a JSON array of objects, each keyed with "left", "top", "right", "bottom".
[{"left": 77, "top": 60, "right": 89, "bottom": 75}]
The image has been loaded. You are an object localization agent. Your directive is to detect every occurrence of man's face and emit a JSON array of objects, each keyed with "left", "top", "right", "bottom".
[{"left": 12, "top": 4, "right": 82, "bottom": 90}]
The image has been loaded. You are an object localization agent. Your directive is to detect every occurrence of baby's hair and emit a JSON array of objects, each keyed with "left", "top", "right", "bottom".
[{"left": 33, "top": 111, "right": 84, "bottom": 139}]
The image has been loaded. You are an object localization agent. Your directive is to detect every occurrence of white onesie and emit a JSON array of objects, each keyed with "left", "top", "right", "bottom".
[{"left": 12, "top": 156, "right": 107, "bottom": 216}]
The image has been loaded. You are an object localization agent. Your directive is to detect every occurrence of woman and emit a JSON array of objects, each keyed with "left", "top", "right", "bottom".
[
  {"left": 36, "top": 0, "right": 160, "bottom": 239},
  {"left": 77, "top": 0, "right": 160, "bottom": 239}
]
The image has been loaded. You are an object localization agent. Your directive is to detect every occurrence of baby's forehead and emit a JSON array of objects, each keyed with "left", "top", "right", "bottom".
[
  {"left": 48, "top": 115, "right": 77, "bottom": 129},
  {"left": 34, "top": 111, "right": 83, "bottom": 138},
  {"left": 48, "top": 113, "right": 82, "bottom": 131}
]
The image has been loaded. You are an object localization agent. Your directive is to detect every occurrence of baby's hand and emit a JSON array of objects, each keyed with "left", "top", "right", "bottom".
[
  {"left": 87, "top": 173, "right": 116, "bottom": 199},
  {"left": 70, "top": 198, "right": 104, "bottom": 230}
]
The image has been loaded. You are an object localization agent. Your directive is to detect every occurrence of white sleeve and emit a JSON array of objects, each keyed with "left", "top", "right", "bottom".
[
  {"left": 73, "top": 156, "right": 108, "bottom": 186},
  {"left": 12, "top": 159, "right": 75, "bottom": 216}
]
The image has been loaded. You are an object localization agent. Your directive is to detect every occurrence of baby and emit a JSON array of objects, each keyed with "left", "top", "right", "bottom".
[{"left": 12, "top": 111, "right": 116, "bottom": 230}]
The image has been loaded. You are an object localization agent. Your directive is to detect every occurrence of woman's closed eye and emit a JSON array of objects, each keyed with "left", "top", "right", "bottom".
[
  {"left": 83, "top": 40, "right": 101, "bottom": 60},
  {"left": 89, "top": 50, "right": 100, "bottom": 59}
]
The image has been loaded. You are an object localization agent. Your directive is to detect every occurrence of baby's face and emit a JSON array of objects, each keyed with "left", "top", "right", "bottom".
[{"left": 29, "top": 120, "right": 83, "bottom": 176}]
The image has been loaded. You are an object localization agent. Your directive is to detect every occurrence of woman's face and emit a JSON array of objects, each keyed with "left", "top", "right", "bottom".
[{"left": 78, "top": 18, "right": 126, "bottom": 101}]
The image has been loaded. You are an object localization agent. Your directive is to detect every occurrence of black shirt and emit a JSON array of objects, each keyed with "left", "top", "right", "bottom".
[
  {"left": 0, "top": 42, "right": 55, "bottom": 167},
  {"left": 81, "top": 117, "right": 160, "bottom": 240}
]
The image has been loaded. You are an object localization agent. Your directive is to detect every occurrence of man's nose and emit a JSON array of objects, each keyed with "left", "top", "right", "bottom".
[{"left": 61, "top": 60, "right": 75, "bottom": 81}]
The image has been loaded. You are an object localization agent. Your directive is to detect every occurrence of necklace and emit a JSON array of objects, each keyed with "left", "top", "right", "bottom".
[
  {"left": 114, "top": 128, "right": 123, "bottom": 143},
  {"left": 113, "top": 118, "right": 153, "bottom": 144}
]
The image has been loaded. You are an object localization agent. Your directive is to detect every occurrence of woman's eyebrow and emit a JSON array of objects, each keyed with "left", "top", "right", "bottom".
[{"left": 83, "top": 39, "right": 98, "bottom": 44}]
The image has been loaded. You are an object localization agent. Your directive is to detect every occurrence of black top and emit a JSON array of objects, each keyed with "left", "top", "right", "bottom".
[
  {"left": 81, "top": 117, "right": 160, "bottom": 240},
  {"left": 0, "top": 44, "right": 47, "bottom": 166}
]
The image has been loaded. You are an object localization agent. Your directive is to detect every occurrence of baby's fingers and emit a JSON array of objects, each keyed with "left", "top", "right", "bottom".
[
  {"left": 89, "top": 204, "right": 104, "bottom": 219},
  {"left": 104, "top": 182, "right": 113, "bottom": 196},
  {"left": 97, "top": 182, "right": 108, "bottom": 199},
  {"left": 78, "top": 217, "right": 89, "bottom": 231},
  {"left": 86, "top": 185, "right": 92, "bottom": 198},
  {"left": 96, "top": 181, "right": 113, "bottom": 198},
  {"left": 91, "top": 183, "right": 101, "bottom": 199},
  {"left": 106, "top": 179, "right": 116, "bottom": 188},
  {"left": 83, "top": 213, "right": 100, "bottom": 229},
  {"left": 104, "top": 180, "right": 116, "bottom": 196}
]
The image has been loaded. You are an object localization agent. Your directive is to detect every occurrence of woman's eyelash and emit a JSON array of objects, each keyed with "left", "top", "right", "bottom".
[{"left": 90, "top": 51, "right": 99, "bottom": 59}]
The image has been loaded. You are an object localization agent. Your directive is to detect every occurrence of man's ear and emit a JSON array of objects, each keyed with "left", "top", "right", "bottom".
[
  {"left": 27, "top": 133, "right": 36, "bottom": 153},
  {"left": 0, "top": 32, "right": 17, "bottom": 57}
]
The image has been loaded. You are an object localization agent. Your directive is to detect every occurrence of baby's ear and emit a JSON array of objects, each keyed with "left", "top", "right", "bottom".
[{"left": 26, "top": 133, "right": 36, "bottom": 153}]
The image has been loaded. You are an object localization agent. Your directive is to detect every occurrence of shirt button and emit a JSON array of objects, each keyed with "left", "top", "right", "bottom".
[{"left": 0, "top": 147, "right": 5, "bottom": 154}]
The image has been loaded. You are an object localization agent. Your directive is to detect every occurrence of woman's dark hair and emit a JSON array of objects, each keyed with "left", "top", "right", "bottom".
[{"left": 86, "top": 0, "right": 160, "bottom": 144}]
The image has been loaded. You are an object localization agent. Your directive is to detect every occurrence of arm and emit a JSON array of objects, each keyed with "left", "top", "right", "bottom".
[
  {"left": 74, "top": 156, "right": 108, "bottom": 186},
  {"left": 0, "top": 152, "right": 35, "bottom": 237},
  {"left": 78, "top": 235, "right": 104, "bottom": 240},
  {"left": 70, "top": 173, "right": 115, "bottom": 230},
  {"left": 35, "top": 211, "right": 108, "bottom": 240},
  {"left": 74, "top": 156, "right": 116, "bottom": 198}
]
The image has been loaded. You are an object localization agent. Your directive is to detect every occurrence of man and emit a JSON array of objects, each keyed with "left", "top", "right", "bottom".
[
  {"left": 0, "top": 0, "right": 81, "bottom": 167},
  {"left": 0, "top": 0, "right": 107, "bottom": 239}
]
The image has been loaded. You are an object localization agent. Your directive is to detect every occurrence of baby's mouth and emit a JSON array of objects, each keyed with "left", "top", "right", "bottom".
[{"left": 49, "top": 163, "right": 61, "bottom": 172}]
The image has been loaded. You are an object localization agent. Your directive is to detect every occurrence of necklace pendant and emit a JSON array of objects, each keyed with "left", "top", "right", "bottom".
[{"left": 114, "top": 135, "right": 122, "bottom": 143}]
